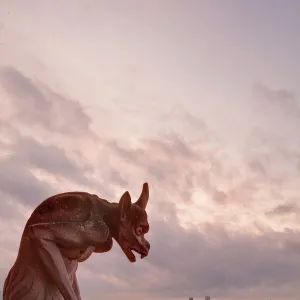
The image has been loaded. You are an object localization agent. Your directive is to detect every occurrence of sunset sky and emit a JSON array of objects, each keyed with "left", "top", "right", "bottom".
[{"left": 0, "top": 1, "right": 300, "bottom": 299}]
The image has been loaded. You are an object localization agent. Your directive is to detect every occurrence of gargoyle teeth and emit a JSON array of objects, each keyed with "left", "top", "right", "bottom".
[{"left": 130, "top": 248, "right": 147, "bottom": 259}]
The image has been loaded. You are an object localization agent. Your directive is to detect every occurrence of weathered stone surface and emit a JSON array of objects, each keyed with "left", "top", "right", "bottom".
[{"left": 3, "top": 183, "right": 150, "bottom": 300}]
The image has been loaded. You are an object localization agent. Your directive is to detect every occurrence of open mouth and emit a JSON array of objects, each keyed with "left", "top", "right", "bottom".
[
  {"left": 127, "top": 247, "right": 148, "bottom": 262},
  {"left": 119, "top": 239, "right": 149, "bottom": 263}
]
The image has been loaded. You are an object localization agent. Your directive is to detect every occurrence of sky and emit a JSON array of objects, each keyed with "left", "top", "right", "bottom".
[{"left": 0, "top": 0, "right": 300, "bottom": 299}]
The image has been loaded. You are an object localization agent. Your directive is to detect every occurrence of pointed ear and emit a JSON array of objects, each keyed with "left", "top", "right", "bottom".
[
  {"left": 135, "top": 182, "right": 149, "bottom": 209},
  {"left": 119, "top": 191, "right": 132, "bottom": 221}
]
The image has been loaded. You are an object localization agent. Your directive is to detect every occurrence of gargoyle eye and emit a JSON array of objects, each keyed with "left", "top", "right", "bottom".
[{"left": 136, "top": 226, "right": 143, "bottom": 235}]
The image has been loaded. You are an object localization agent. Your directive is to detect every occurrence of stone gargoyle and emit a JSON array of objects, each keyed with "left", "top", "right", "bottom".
[{"left": 3, "top": 182, "right": 150, "bottom": 300}]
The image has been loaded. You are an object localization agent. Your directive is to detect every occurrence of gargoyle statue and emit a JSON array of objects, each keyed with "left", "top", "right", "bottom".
[{"left": 3, "top": 182, "right": 150, "bottom": 300}]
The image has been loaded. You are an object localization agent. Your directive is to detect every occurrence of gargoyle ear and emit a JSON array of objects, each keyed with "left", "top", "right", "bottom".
[
  {"left": 119, "top": 191, "right": 132, "bottom": 221},
  {"left": 135, "top": 182, "right": 149, "bottom": 209}
]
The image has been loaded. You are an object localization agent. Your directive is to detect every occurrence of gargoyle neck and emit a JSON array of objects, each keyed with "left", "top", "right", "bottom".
[{"left": 102, "top": 203, "right": 120, "bottom": 240}]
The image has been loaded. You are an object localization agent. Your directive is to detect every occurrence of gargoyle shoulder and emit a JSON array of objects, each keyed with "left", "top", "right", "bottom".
[{"left": 26, "top": 192, "right": 95, "bottom": 227}]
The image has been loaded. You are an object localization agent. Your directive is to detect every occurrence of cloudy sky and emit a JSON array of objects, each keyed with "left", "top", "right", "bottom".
[{"left": 0, "top": 1, "right": 300, "bottom": 299}]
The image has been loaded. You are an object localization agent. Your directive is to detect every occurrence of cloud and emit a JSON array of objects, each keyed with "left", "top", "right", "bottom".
[
  {"left": 0, "top": 68, "right": 300, "bottom": 300},
  {"left": 240, "top": 83, "right": 300, "bottom": 201},
  {"left": 0, "top": 156, "right": 54, "bottom": 206},
  {"left": 13, "top": 135, "right": 94, "bottom": 187},
  {"left": 79, "top": 220, "right": 300, "bottom": 300},
  {"left": 254, "top": 83, "right": 299, "bottom": 113},
  {"left": 251, "top": 83, "right": 300, "bottom": 141},
  {"left": 103, "top": 132, "right": 231, "bottom": 206},
  {"left": 0, "top": 66, "right": 97, "bottom": 139},
  {"left": 266, "top": 203, "right": 300, "bottom": 217},
  {"left": 0, "top": 126, "right": 103, "bottom": 208},
  {"left": 149, "top": 224, "right": 300, "bottom": 299}
]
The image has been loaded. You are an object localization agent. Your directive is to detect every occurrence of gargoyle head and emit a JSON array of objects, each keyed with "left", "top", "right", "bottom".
[{"left": 117, "top": 182, "right": 150, "bottom": 263}]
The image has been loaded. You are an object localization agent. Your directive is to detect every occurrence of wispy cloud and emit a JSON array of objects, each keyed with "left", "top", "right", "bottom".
[{"left": 0, "top": 66, "right": 97, "bottom": 139}]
